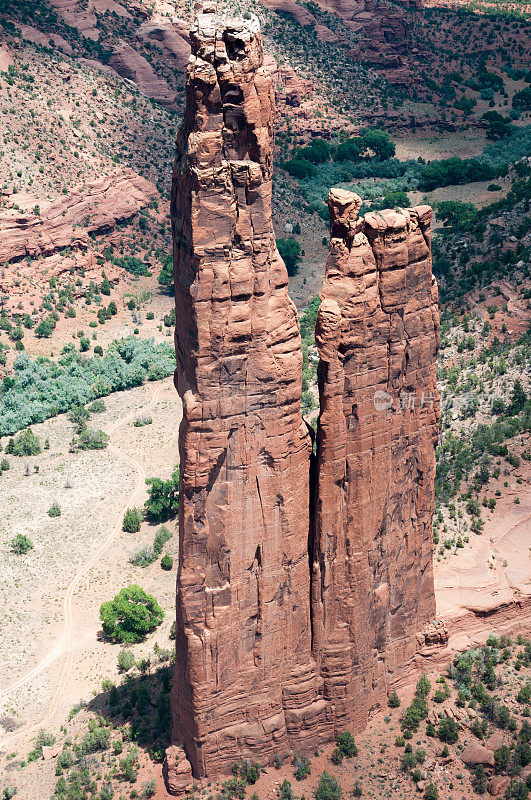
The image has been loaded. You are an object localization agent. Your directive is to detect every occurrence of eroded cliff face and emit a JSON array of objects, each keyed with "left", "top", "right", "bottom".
[
  {"left": 169, "top": 5, "right": 329, "bottom": 781},
  {"left": 169, "top": 10, "right": 439, "bottom": 792},
  {"left": 312, "top": 189, "right": 440, "bottom": 731}
]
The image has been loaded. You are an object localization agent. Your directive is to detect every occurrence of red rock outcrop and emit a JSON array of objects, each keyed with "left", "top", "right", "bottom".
[
  {"left": 168, "top": 10, "right": 439, "bottom": 793},
  {"left": 109, "top": 40, "right": 177, "bottom": 105},
  {"left": 312, "top": 188, "right": 440, "bottom": 731},
  {"left": 0, "top": 170, "right": 155, "bottom": 264},
  {"left": 169, "top": 6, "right": 330, "bottom": 784}
]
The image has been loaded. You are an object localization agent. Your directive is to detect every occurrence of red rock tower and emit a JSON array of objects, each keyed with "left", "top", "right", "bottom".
[
  {"left": 312, "top": 189, "right": 440, "bottom": 730},
  {"left": 169, "top": 4, "right": 329, "bottom": 782},
  {"left": 168, "top": 10, "right": 439, "bottom": 792}
]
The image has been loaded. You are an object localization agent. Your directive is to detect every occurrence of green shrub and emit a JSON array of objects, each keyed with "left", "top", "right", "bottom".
[
  {"left": 130, "top": 547, "right": 157, "bottom": 567},
  {"left": 48, "top": 502, "right": 61, "bottom": 517},
  {"left": 77, "top": 428, "right": 109, "bottom": 450},
  {"left": 315, "top": 771, "right": 341, "bottom": 800},
  {"left": 424, "top": 784, "right": 438, "bottom": 800},
  {"left": 293, "top": 754, "right": 311, "bottom": 780},
  {"left": 416, "top": 675, "right": 431, "bottom": 698},
  {"left": 437, "top": 716, "right": 459, "bottom": 743},
  {"left": 278, "top": 780, "right": 296, "bottom": 800},
  {"left": 117, "top": 648, "right": 136, "bottom": 672},
  {"left": 11, "top": 533, "right": 34, "bottom": 554},
  {"left": 153, "top": 526, "right": 172, "bottom": 554},
  {"left": 5, "top": 429, "right": 41, "bottom": 456},
  {"left": 331, "top": 748, "right": 342, "bottom": 765},
  {"left": 123, "top": 508, "right": 142, "bottom": 533},
  {"left": 88, "top": 399, "right": 106, "bottom": 413},
  {"left": 100, "top": 585, "right": 163, "bottom": 643},
  {"left": 337, "top": 731, "right": 357, "bottom": 757},
  {"left": 160, "top": 554, "right": 173, "bottom": 571},
  {"left": 472, "top": 764, "right": 487, "bottom": 794},
  {"left": 401, "top": 697, "right": 428, "bottom": 732}
]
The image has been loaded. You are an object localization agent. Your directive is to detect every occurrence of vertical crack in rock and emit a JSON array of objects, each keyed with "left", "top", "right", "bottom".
[
  {"left": 168, "top": 4, "right": 330, "bottom": 785},
  {"left": 312, "top": 189, "right": 440, "bottom": 732}
]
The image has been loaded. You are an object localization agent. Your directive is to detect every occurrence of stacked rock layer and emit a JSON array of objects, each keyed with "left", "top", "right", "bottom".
[
  {"left": 312, "top": 189, "right": 440, "bottom": 732},
  {"left": 170, "top": 6, "right": 330, "bottom": 781},
  {"left": 169, "top": 8, "right": 440, "bottom": 790}
]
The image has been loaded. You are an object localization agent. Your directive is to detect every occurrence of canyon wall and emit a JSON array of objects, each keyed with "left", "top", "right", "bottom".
[
  {"left": 312, "top": 189, "right": 440, "bottom": 732},
  {"left": 169, "top": 9, "right": 439, "bottom": 792},
  {"left": 169, "top": 6, "right": 330, "bottom": 781}
]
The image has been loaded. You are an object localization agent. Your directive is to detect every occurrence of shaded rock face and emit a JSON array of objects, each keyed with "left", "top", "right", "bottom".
[
  {"left": 169, "top": 11, "right": 439, "bottom": 793},
  {"left": 169, "top": 6, "right": 329, "bottom": 782},
  {"left": 312, "top": 189, "right": 440, "bottom": 730}
]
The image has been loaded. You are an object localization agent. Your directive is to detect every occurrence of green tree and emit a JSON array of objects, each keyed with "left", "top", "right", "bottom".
[
  {"left": 99, "top": 585, "right": 164, "bottom": 643},
  {"left": 144, "top": 467, "right": 179, "bottom": 523},
  {"left": 360, "top": 128, "right": 395, "bottom": 160},
  {"left": 388, "top": 691, "right": 401, "bottom": 708},
  {"left": 277, "top": 238, "right": 302, "bottom": 277},
  {"left": 416, "top": 675, "right": 432, "bottom": 699}
]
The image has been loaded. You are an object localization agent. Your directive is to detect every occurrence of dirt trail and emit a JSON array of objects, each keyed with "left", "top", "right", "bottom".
[{"left": 0, "top": 384, "right": 162, "bottom": 749}]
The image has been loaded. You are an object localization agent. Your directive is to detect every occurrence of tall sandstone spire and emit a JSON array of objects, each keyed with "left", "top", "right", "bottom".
[
  {"left": 169, "top": 5, "right": 329, "bottom": 780},
  {"left": 169, "top": 9, "right": 439, "bottom": 792},
  {"left": 312, "top": 189, "right": 440, "bottom": 731}
]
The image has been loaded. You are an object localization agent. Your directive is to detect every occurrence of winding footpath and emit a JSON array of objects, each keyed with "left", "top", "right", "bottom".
[{"left": 0, "top": 383, "right": 162, "bottom": 749}]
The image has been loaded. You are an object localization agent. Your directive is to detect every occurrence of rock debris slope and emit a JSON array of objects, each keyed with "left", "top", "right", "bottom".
[{"left": 168, "top": 9, "right": 439, "bottom": 793}]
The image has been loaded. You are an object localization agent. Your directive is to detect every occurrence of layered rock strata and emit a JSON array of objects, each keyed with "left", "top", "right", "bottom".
[
  {"left": 169, "top": 9, "right": 439, "bottom": 792},
  {"left": 169, "top": 6, "right": 329, "bottom": 781},
  {"left": 312, "top": 189, "right": 440, "bottom": 731}
]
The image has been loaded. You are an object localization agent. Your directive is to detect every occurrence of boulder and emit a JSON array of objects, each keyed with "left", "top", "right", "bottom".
[{"left": 461, "top": 741, "right": 495, "bottom": 767}]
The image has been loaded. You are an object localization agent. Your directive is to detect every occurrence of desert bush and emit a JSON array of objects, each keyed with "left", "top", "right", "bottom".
[
  {"left": 48, "top": 502, "right": 61, "bottom": 517},
  {"left": 337, "top": 731, "right": 357, "bottom": 757},
  {"left": 278, "top": 780, "right": 296, "bottom": 800},
  {"left": 293, "top": 754, "right": 311, "bottom": 780},
  {"left": 160, "top": 554, "right": 173, "bottom": 571},
  {"left": 76, "top": 428, "right": 109, "bottom": 450},
  {"left": 388, "top": 691, "right": 401, "bottom": 708},
  {"left": 5, "top": 429, "right": 41, "bottom": 456},
  {"left": 416, "top": 675, "right": 432, "bottom": 698},
  {"left": 123, "top": 508, "right": 142, "bottom": 533},
  {"left": 438, "top": 716, "right": 459, "bottom": 743},
  {"left": 134, "top": 415, "right": 152, "bottom": 427},
  {"left": 100, "top": 585, "right": 163, "bottom": 643},
  {"left": 130, "top": 547, "right": 157, "bottom": 567},
  {"left": 11, "top": 533, "right": 34, "bottom": 554},
  {"left": 117, "top": 649, "right": 136, "bottom": 672},
  {"left": 153, "top": 526, "right": 172, "bottom": 554},
  {"left": 315, "top": 771, "right": 341, "bottom": 800},
  {"left": 424, "top": 784, "right": 438, "bottom": 800},
  {"left": 88, "top": 399, "right": 106, "bottom": 413}
]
